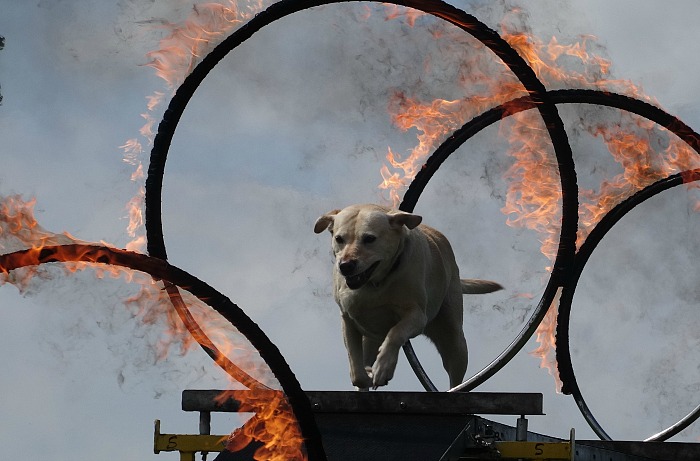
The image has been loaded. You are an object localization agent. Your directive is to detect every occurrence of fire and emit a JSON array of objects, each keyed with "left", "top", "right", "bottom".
[
  {"left": 121, "top": 1, "right": 268, "bottom": 252},
  {"left": 579, "top": 121, "right": 700, "bottom": 244},
  {"left": 0, "top": 195, "right": 89, "bottom": 286},
  {"left": 3, "top": 2, "right": 315, "bottom": 459},
  {"left": 380, "top": 92, "right": 493, "bottom": 206},
  {"left": 500, "top": 111, "right": 561, "bottom": 263},
  {"left": 0, "top": 195, "right": 79, "bottom": 251},
  {"left": 379, "top": 86, "right": 529, "bottom": 208},
  {"left": 119, "top": 1, "right": 310, "bottom": 458},
  {"left": 7, "top": 3, "right": 699, "bottom": 459},
  {"left": 529, "top": 288, "right": 563, "bottom": 391},
  {"left": 378, "top": 6, "right": 700, "bottom": 389},
  {"left": 0, "top": 196, "right": 236, "bottom": 364},
  {"left": 219, "top": 389, "right": 306, "bottom": 461},
  {"left": 0, "top": 193, "right": 303, "bottom": 459},
  {"left": 382, "top": 3, "right": 426, "bottom": 27}
]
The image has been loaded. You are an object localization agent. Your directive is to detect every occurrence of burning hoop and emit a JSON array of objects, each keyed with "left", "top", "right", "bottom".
[
  {"left": 405, "top": 88, "right": 700, "bottom": 438},
  {"left": 2, "top": 1, "right": 698, "bottom": 458},
  {"left": 0, "top": 244, "right": 327, "bottom": 461},
  {"left": 142, "top": 0, "right": 698, "bottom": 444},
  {"left": 144, "top": 0, "right": 578, "bottom": 396}
]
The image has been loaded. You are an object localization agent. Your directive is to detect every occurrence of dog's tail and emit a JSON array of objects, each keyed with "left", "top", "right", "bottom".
[{"left": 461, "top": 279, "right": 503, "bottom": 294}]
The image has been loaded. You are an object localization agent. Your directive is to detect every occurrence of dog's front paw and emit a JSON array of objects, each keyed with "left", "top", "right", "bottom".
[
  {"left": 350, "top": 370, "right": 373, "bottom": 390},
  {"left": 371, "top": 352, "right": 398, "bottom": 388}
]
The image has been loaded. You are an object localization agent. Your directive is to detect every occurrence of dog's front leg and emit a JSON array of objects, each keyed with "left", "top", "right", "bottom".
[
  {"left": 341, "top": 314, "right": 373, "bottom": 390},
  {"left": 372, "top": 309, "right": 427, "bottom": 388}
]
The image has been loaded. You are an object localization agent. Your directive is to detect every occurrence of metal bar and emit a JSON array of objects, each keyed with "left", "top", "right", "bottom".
[
  {"left": 516, "top": 415, "right": 528, "bottom": 441},
  {"left": 199, "top": 411, "right": 211, "bottom": 435}
]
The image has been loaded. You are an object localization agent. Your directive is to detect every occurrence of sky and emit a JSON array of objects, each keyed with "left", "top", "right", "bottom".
[{"left": 1, "top": 0, "right": 699, "bottom": 459}]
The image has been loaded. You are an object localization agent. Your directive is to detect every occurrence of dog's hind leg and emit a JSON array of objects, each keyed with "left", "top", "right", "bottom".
[
  {"left": 425, "top": 322, "right": 468, "bottom": 388},
  {"left": 424, "top": 289, "right": 468, "bottom": 388}
]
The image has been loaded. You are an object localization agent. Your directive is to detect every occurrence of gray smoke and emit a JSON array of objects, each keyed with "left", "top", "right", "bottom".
[{"left": 1, "top": 2, "right": 699, "bottom": 459}]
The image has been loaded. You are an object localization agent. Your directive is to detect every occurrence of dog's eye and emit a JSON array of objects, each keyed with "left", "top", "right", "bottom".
[
  {"left": 334, "top": 235, "right": 345, "bottom": 245},
  {"left": 362, "top": 234, "right": 377, "bottom": 244}
]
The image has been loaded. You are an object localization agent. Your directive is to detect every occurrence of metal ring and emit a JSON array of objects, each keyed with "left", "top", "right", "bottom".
[
  {"left": 403, "top": 89, "right": 700, "bottom": 396},
  {"left": 0, "top": 244, "right": 327, "bottom": 461},
  {"left": 417, "top": 88, "right": 700, "bottom": 437},
  {"left": 144, "top": 0, "right": 577, "bottom": 394},
  {"left": 645, "top": 403, "right": 700, "bottom": 442},
  {"left": 550, "top": 91, "right": 700, "bottom": 441},
  {"left": 557, "top": 171, "right": 700, "bottom": 441}
]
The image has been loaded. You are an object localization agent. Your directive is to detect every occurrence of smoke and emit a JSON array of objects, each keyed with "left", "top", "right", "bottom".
[
  {"left": 0, "top": 35, "right": 4, "bottom": 105},
  {"left": 2, "top": 1, "right": 700, "bottom": 457},
  {"left": 570, "top": 186, "right": 700, "bottom": 438}
]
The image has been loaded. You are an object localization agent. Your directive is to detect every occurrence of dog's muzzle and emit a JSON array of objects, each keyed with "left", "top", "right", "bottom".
[{"left": 343, "top": 261, "right": 380, "bottom": 289}]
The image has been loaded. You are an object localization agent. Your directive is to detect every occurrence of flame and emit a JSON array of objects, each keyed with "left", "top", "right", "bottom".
[
  {"left": 0, "top": 196, "right": 225, "bottom": 360},
  {"left": 124, "top": 1, "right": 309, "bottom": 457},
  {"left": 218, "top": 389, "right": 306, "bottom": 461},
  {"left": 528, "top": 288, "right": 563, "bottom": 392},
  {"left": 500, "top": 111, "right": 561, "bottom": 263},
  {"left": 379, "top": 84, "right": 528, "bottom": 208},
  {"left": 2, "top": 1, "right": 311, "bottom": 458},
  {"left": 121, "top": 1, "right": 267, "bottom": 252},
  {"left": 0, "top": 193, "right": 303, "bottom": 458},
  {"left": 382, "top": 3, "right": 426, "bottom": 27},
  {"left": 379, "top": 7, "right": 700, "bottom": 390},
  {"left": 579, "top": 121, "right": 700, "bottom": 244},
  {"left": 10, "top": 4, "right": 697, "bottom": 458}
]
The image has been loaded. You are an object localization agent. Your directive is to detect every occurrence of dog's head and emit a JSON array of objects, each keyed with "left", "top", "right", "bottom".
[{"left": 314, "top": 204, "right": 422, "bottom": 289}]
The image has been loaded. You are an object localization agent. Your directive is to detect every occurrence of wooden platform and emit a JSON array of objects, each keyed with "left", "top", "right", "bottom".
[
  {"left": 184, "top": 390, "right": 542, "bottom": 461},
  {"left": 182, "top": 389, "right": 544, "bottom": 416},
  {"left": 177, "top": 390, "right": 700, "bottom": 461}
]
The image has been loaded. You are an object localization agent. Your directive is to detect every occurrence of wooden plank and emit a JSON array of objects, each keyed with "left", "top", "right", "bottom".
[
  {"left": 306, "top": 391, "right": 543, "bottom": 415},
  {"left": 181, "top": 390, "right": 543, "bottom": 416}
]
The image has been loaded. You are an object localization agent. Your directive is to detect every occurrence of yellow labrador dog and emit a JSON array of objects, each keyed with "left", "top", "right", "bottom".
[{"left": 314, "top": 204, "right": 502, "bottom": 390}]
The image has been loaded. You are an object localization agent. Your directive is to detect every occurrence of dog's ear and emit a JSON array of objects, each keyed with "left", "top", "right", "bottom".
[
  {"left": 387, "top": 211, "right": 422, "bottom": 230},
  {"left": 314, "top": 210, "right": 340, "bottom": 234}
]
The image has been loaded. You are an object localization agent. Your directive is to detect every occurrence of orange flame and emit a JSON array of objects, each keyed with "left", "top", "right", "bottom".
[
  {"left": 0, "top": 196, "right": 243, "bottom": 362},
  {"left": 382, "top": 4, "right": 426, "bottom": 27},
  {"left": 219, "top": 389, "right": 306, "bottom": 461},
  {"left": 121, "top": 1, "right": 265, "bottom": 252},
  {"left": 529, "top": 288, "right": 563, "bottom": 392},
  {"left": 379, "top": 8, "right": 700, "bottom": 390},
  {"left": 0, "top": 193, "right": 303, "bottom": 458},
  {"left": 123, "top": 1, "right": 308, "bottom": 457}
]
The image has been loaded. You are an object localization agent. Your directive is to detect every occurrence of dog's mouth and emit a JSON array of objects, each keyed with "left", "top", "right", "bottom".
[{"left": 345, "top": 261, "right": 380, "bottom": 290}]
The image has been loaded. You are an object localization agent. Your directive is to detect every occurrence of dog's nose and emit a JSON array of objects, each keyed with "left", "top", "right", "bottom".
[{"left": 338, "top": 260, "right": 357, "bottom": 276}]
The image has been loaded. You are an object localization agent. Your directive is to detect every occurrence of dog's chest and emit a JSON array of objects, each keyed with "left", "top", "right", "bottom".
[
  {"left": 337, "top": 290, "right": 402, "bottom": 338},
  {"left": 348, "top": 305, "right": 399, "bottom": 338}
]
